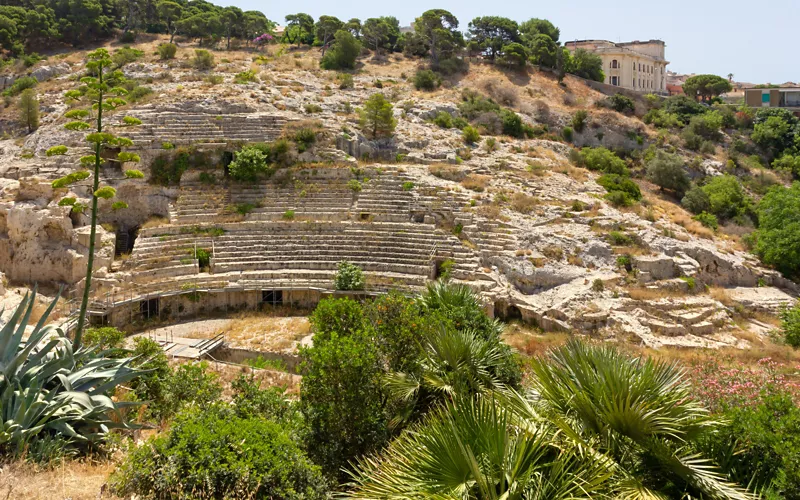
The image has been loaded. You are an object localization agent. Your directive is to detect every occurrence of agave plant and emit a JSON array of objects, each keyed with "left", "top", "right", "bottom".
[
  {"left": 346, "top": 392, "right": 616, "bottom": 499},
  {"left": 528, "top": 340, "right": 754, "bottom": 500},
  {"left": 0, "top": 292, "right": 141, "bottom": 452}
]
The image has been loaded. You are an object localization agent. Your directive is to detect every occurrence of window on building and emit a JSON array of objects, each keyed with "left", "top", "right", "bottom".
[
  {"left": 611, "top": 76, "right": 618, "bottom": 86},
  {"left": 612, "top": 59, "right": 618, "bottom": 69}
]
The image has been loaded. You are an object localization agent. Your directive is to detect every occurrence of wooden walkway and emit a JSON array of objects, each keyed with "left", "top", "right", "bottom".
[{"left": 135, "top": 332, "right": 225, "bottom": 359}]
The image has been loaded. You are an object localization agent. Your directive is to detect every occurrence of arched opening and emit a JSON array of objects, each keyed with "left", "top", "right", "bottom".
[
  {"left": 611, "top": 59, "right": 618, "bottom": 69},
  {"left": 494, "top": 300, "right": 522, "bottom": 322},
  {"left": 115, "top": 225, "right": 139, "bottom": 257},
  {"left": 222, "top": 151, "right": 234, "bottom": 177}
]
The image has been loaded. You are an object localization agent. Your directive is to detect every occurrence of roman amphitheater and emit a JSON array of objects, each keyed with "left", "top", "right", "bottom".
[{"left": 0, "top": 47, "right": 795, "bottom": 353}]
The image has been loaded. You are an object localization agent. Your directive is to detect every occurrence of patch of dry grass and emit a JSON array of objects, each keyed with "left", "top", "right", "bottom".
[
  {"left": 0, "top": 459, "right": 120, "bottom": 500},
  {"left": 428, "top": 163, "right": 466, "bottom": 181},
  {"left": 626, "top": 287, "right": 688, "bottom": 301},
  {"left": 461, "top": 174, "right": 491, "bottom": 192}
]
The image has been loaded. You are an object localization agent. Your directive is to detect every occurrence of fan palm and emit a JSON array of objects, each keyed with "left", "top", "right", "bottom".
[
  {"left": 528, "top": 340, "right": 754, "bottom": 500},
  {"left": 346, "top": 392, "right": 616, "bottom": 499},
  {"left": 385, "top": 326, "right": 511, "bottom": 428},
  {"left": 0, "top": 291, "right": 141, "bottom": 452},
  {"left": 417, "top": 281, "right": 503, "bottom": 339}
]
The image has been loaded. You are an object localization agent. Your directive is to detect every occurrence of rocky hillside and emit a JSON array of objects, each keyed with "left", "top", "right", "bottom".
[{"left": 0, "top": 37, "right": 796, "bottom": 349}]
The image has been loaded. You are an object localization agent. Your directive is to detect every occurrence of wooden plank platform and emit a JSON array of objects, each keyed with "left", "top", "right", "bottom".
[{"left": 135, "top": 332, "right": 224, "bottom": 359}]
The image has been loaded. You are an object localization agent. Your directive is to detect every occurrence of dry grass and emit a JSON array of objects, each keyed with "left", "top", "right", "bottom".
[
  {"left": 428, "top": 163, "right": 466, "bottom": 181},
  {"left": 0, "top": 459, "right": 120, "bottom": 499},
  {"left": 626, "top": 287, "right": 688, "bottom": 301},
  {"left": 709, "top": 286, "right": 735, "bottom": 307},
  {"left": 207, "top": 310, "right": 311, "bottom": 353},
  {"left": 510, "top": 193, "right": 539, "bottom": 214},
  {"left": 461, "top": 174, "right": 491, "bottom": 192},
  {"left": 141, "top": 216, "right": 169, "bottom": 229}
]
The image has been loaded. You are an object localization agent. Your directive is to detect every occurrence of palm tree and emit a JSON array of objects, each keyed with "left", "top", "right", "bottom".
[
  {"left": 384, "top": 326, "right": 512, "bottom": 428},
  {"left": 417, "top": 280, "right": 503, "bottom": 340},
  {"left": 346, "top": 393, "right": 616, "bottom": 499},
  {"left": 528, "top": 340, "right": 754, "bottom": 499}
]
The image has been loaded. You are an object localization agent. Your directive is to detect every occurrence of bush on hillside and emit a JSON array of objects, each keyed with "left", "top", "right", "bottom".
[
  {"left": 681, "top": 183, "right": 711, "bottom": 214},
  {"left": 701, "top": 391, "right": 800, "bottom": 499},
  {"left": 157, "top": 43, "right": 177, "bottom": 60},
  {"left": 646, "top": 150, "right": 690, "bottom": 195},
  {"left": 83, "top": 326, "right": 125, "bottom": 349},
  {"left": 2, "top": 76, "right": 37, "bottom": 97},
  {"left": 462, "top": 125, "right": 480, "bottom": 144},
  {"left": 597, "top": 173, "right": 642, "bottom": 206},
  {"left": 320, "top": 30, "right": 361, "bottom": 70},
  {"left": 309, "top": 297, "right": 365, "bottom": 341},
  {"left": 229, "top": 146, "right": 271, "bottom": 181},
  {"left": 754, "top": 182, "right": 800, "bottom": 277},
  {"left": 300, "top": 331, "right": 387, "bottom": 481},
  {"left": 500, "top": 109, "right": 523, "bottom": 138},
  {"left": 334, "top": 260, "right": 365, "bottom": 290},
  {"left": 693, "top": 211, "right": 719, "bottom": 230},
  {"left": 337, "top": 72, "right": 354, "bottom": 89},
  {"left": 413, "top": 69, "right": 440, "bottom": 91},
  {"left": 110, "top": 404, "right": 328, "bottom": 499},
  {"left": 702, "top": 174, "right": 751, "bottom": 219},
  {"left": 575, "top": 147, "right": 629, "bottom": 175},
  {"left": 191, "top": 49, "right": 215, "bottom": 70},
  {"left": 571, "top": 109, "right": 588, "bottom": 132},
  {"left": 607, "top": 93, "right": 635, "bottom": 114},
  {"left": 781, "top": 302, "right": 800, "bottom": 348}
]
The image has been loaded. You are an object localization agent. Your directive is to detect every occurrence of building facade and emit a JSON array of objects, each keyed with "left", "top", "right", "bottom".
[
  {"left": 745, "top": 88, "right": 800, "bottom": 113},
  {"left": 565, "top": 39, "right": 669, "bottom": 94}
]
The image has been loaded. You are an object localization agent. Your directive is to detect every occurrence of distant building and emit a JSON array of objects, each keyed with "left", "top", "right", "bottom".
[
  {"left": 745, "top": 87, "right": 800, "bottom": 112},
  {"left": 565, "top": 39, "right": 669, "bottom": 94},
  {"left": 666, "top": 84, "right": 684, "bottom": 96},
  {"left": 272, "top": 25, "right": 286, "bottom": 38}
]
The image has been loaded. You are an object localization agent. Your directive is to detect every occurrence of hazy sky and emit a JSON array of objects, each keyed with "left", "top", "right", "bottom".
[{"left": 214, "top": 0, "right": 794, "bottom": 84}]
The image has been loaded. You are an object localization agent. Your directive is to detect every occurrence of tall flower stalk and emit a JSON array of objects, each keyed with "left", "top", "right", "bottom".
[{"left": 50, "top": 48, "right": 144, "bottom": 348}]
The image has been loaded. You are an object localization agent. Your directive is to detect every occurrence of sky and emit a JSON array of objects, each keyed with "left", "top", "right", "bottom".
[{"left": 214, "top": 0, "right": 795, "bottom": 84}]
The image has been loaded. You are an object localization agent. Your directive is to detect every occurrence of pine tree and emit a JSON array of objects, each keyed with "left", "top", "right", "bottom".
[
  {"left": 18, "top": 89, "right": 39, "bottom": 133},
  {"left": 358, "top": 93, "right": 396, "bottom": 139}
]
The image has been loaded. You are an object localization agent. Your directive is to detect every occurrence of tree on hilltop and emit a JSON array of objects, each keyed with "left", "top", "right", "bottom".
[
  {"left": 314, "top": 15, "right": 343, "bottom": 55},
  {"left": 519, "top": 17, "right": 560, "bottom": 44},
  {"left": 467, "top": 16, "right": 519, "bottom": 61},
  {"left": 284, "top": 13, "right": 314, "bottom": 46},
  {"left": 683, "top": 74, "right": 733, "bottom": 102},
  {"left": 414, "top": 9, "right": 463, "bottom": 66}
]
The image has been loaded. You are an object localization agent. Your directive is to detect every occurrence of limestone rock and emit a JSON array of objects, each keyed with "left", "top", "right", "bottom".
[{"left": 30, "top": 63, "right": 70, "bottom": 83}]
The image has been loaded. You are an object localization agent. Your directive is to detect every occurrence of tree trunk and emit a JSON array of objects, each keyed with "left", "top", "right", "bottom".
[{"left": 169, "top": 27, "right": 175, "bottom": 44}]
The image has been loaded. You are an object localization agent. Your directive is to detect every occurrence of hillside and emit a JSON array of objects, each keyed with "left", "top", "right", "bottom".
[{"left": 0, "top": 36, "right": 796, "bottom": 352}]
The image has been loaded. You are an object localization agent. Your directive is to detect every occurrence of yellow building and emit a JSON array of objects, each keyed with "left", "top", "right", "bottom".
[{"left": 565, "top": 39, "right": 669, "bottom": 94}]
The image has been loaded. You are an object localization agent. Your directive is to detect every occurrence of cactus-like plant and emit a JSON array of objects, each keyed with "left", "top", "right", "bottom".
[
  {"left": 49, "top": 48, "right": 144, "bottom": 348},
  {"left": 0, "top": 291, "right": 141, "bottom": 452}
]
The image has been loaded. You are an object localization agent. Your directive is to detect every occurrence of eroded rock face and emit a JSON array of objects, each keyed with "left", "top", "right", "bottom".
[{"left": 0, "top": 204, "right": 112, "bottom": 284}]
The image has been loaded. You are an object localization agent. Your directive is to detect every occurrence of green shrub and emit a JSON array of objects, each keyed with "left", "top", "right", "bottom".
[
  {"left": 462, "top": 125, "right": 480, "bottom": 144},
  {"left": 591, "top": 278, "right": 605, "bottom": 292},
  {"left": 127, "top": 85, "right": 153, "bottom": 102},
  {"left": 562, "top": 126, "right": 573, "bottom": 142},
  {"left": 205, "top": 74, "right": 224, "bottom": 85},
  {"left": 576, "top": 147, "right": 629, "bottom": 175},
  {"left": 111, "top": 404, "right": 327, "bottom": 499},
  {"left": 432, "top": 111, "right": 453, "bottom": 128},
  {"left": 604, "top": 190, "right": 636, "bottom": 207},
  {"left": 294, "top": 127, "right": 317, "bottom": 152},
  {"left": 646, "top": 150, "right": 690, "bottom": 195},
  {"left": 458, "top": 89, "right": 500, "bottom": 120},
  {"left": 608, "top": 93, "right": 635, "bottom": 114},
  {"left": 154, "top": 362, "right": 222, "bottom": 420},
  {"left": 112, "top": 46, "right": 144, "bottom": 67},
  {"left": 320, "top": 30, "right": 361, "bottom": 70},
  {"left": 643, "top": 108, "right": 682, "bottom": 128},
  {"left": 229, "top": 146, "right": 270, "bottom": 181},
  {"left": 309, "top": 297, "right": 365, "bottom": 341},
  {"left": 198, "top": 172, "right": 216, "bottom": 184},
  {"left": 500, "top": 109, "right": 524, "bottom": 138},
  {"left": 299, "top": 331, "right": 386, "bottom": 481},
  {"left": 83, "top": 326, "right": 125, "bottom": 349},
  {"left": 347, "top": 179, "right": 362, "bottom": 192},
  {"left": 196, "top": 248, "right": 211, "bottom": 269},
  {"left": 413, "top": 69, "right": 440, "bottom": 91},
  {"left": 702, "top": 174, "right": 751, "bottom": 219},
  {"left": 402, "top": 181, "right": 415, "bottom": 191},
  {"left": 334, "top": 260, "right": 365, "bottom": 290},
  {"left": 781, "top": 302, "right": 800, "bottom": 348},
  {"left": 571, "top": 109, "right": 588, "bottom": 132},
  {"left": 754, "top": 183, "right": 800, "bottom": 277},
  {"left": 693, "top": 211, "right": 719, "bottom": 230},
  {"left": 702, "top": 391, "right": 800, "bottom": 499},
  {"left": 687, "top": 110, "right": 723, "bottom": 140},
  {"left": 337, "top": 72, "right": 354, "bottom": 89},
  {"left": 596, "top": 174, "right": 641, "bottom": 202},
  {"left": 681, "top": 184, "right": 711, "bottom": 214},
  {"left": 282, "top": 209, "right": 295, "bottom": 220},
  {"left": 2, "top": 76, "right": 37, "bottom": 97},
  {"left": 157, "top": 43, "right": 177, "bottom": 60},
  {"left": 191, "top": 49, "right": 215, "bottom": 70},
  {"left": 608, "top": 230, "right": 634, "bottom": 246},
  {"left": 233, "top": 70, "right": 258, "bottom": 84}
]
